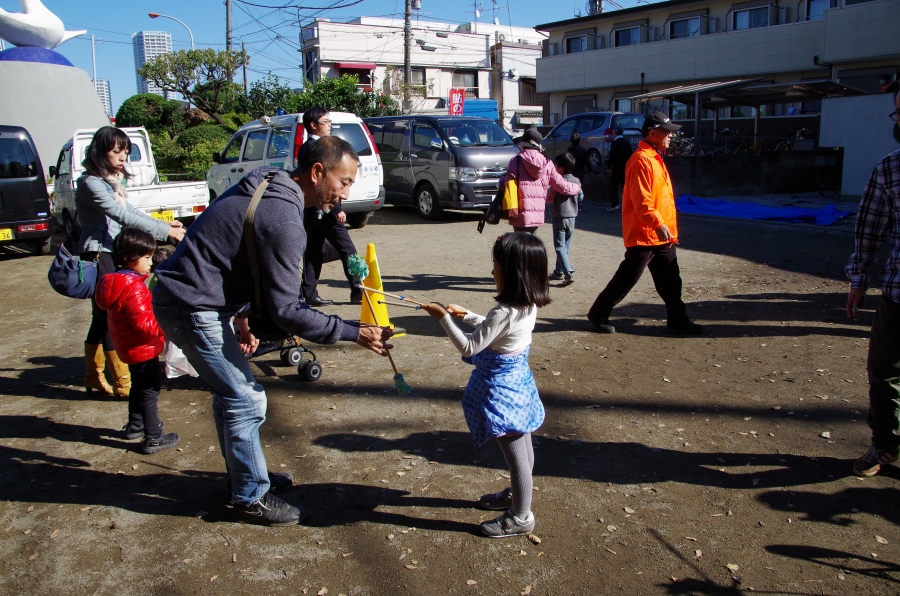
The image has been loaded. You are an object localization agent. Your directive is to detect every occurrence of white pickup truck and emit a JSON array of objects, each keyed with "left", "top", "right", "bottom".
[{"left": 49, "top": 127, "right": 209, "bottom": 241}]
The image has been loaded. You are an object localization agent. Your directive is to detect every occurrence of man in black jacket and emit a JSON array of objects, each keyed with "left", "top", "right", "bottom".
[
  {"left": 606, "top": 128, "right": 632, "bottom": 212},
  {"left": 152, "top": 136, "right": 392, "bottom": 526}
]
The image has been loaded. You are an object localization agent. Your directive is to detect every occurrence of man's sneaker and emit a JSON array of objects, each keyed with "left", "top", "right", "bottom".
[
  {"left": 226, "top": 471, "right": 294, "bottom": 504},
  {"left": 122, "top": 423, "right": 144, "bottom": 440},
  {"left": 234, "top": 491, "right": 304, "bottom": 527},
  {"left": 480, "top": 510, "right": 535, "bottom": 538},
  {"left": 666, "top": 321, "right": 703, "bottom": 335},
  {"left": 588, "top": 315, "right": 615, "bottom": 334},
  {"left": 140, "top": 432, "right": 179, "bottom": 454},
  {"left": 563, "top": 273, "right": 575, "bottom": 286},
  {"left": 606, "top": 205, "right": 621, "bottom": 212},
  {"left": 479, "top": 487, "right": 513, "bottom": 510},
  {"left": 853, "top": 444, "right": 900, "bottom": 477},
  {"left": 549, "top": 272, "right": 564, "bottom": 281}
]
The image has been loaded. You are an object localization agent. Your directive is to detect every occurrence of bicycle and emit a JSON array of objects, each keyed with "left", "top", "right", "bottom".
[{"left": 816, "top": 166, "right": 841, "bottom": 198}]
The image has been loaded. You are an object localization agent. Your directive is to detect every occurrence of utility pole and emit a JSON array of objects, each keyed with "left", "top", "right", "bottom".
[
  {"left": 90, "top": 34, "right": 97, "bottom": 85},
  {"left": 226, "top": 0, "right": 233, "bottom": 50},
  {"left": 242, "top": 41, "right": 249, "bottom": 97},
  {"left": 403, "top": 0, "right": 412, "bottom": 111}
]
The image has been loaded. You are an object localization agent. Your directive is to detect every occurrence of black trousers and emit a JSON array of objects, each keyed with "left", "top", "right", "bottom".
[
  {"left": 84, "top": 251, "right": 115, "bottom": 349},
  {"left": 127, "top": 359, "right": 162, "bottom": 438},
  {"left": 866, "top": 296, "right": 900, "bottom": 450},
  {"left": 588, "top": 243, "right": 689, "bottom": 327},
  {"left": 608, "top": 170, "right": 625, "bottom": 207},
  {"left": 301, "top": 210, "right": 358, "bottom": 300}
]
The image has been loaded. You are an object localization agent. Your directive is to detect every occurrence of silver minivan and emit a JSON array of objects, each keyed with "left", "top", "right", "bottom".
[
  {"left": 542, "top": 112, "right": 645, "bottom": 165},
  {"left": 364, "top": 116, "right": 518, "bottom": 220},
  {"left": 207, "top": 112, "right": 384, "bottom": 229}
]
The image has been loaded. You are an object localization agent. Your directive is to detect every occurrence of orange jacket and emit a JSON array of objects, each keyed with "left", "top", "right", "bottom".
[{"left": 621, "top": 140, "right": 678, "bottom": 247}]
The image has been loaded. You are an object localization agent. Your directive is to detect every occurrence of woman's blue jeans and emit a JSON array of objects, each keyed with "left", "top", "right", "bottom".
[{"left": 153, "top": 296, "right": 270, "bottom": 505}]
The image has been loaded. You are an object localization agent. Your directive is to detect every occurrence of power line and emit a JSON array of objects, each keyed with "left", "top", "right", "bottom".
[{"left": 235, "top": 0, "right": 363, "bottom": 9}]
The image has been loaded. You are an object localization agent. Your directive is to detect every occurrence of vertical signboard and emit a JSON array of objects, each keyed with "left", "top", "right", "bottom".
[{"left": 449, "top": 88, "right": 466, "bottom": 116}]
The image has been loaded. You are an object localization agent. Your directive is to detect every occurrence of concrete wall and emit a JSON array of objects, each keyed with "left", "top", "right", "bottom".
[
  {"left": 0, "top": 61, "right": 110, "bottom": 178},
  {"left": 820, "top": 93, "right": 898, "bottom": 196},
  {"left": 822, "top": 0, "right": 900, "bottom": 63}
]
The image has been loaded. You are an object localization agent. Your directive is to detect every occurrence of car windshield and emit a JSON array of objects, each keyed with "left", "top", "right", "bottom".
[
  {"left": 437, "top": 119, "right": 513, "bottom": 147},
  {"left": 613, "top": 114, "right": 644, "bottom": 132}
]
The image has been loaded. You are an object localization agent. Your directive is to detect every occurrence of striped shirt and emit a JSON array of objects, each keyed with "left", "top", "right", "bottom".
[{"left": 846, "top": 148, "right": 900, "bottom": 302}]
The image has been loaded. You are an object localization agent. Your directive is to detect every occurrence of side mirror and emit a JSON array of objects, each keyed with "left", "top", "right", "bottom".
[
  {"left": 48, "top": 166, "right": 58, "bottom": 177},
  {"left": 211, "top": 152, "right": 221, "bottom": 164},
  {"left": 431, "top": 138, "right": 444, "bottom": 150}
]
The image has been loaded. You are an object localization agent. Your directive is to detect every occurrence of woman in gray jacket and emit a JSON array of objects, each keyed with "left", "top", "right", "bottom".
[{"left": 76, "top": 126, "right": 185, "bottom": 398}]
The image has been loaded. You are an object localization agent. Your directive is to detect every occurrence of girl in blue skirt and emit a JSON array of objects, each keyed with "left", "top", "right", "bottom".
[{"left": 423, "top": 232, "right": 550, "bottom": 538}]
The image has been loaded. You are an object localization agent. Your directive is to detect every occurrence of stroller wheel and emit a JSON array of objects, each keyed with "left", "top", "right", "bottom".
[
  {"left": 281, "top": 348, "right": 303, "bottom": 366},
  {"left": 299, "top": 360, "right": 322, "bottom": 382}
]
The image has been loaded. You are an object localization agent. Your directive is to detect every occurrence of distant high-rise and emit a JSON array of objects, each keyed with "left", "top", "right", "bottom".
[
  {"left": 94, "top": 80, "right": 112, "bottom": 117},
  {"left": 132, "top": 30, "right": 175, "bottom": 99}
]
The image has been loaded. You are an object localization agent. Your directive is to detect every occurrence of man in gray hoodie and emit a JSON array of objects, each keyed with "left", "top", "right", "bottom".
[{"left": 152, "top": 136, "right": 392, "bottom": 526}]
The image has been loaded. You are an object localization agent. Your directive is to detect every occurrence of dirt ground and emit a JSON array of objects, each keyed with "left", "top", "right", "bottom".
[{"left": 1, "top": 200, "right": 898, "bottom": 596}]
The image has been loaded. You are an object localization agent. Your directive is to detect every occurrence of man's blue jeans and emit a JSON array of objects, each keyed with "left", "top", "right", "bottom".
[
  {"left": 552, "top": 217, "right": 575, "bottom": 276},
  {"left": 153, "top": 295, "right": 270, "bottom": 505}
]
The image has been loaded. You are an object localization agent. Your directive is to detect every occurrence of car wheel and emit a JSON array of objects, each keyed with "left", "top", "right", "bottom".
[
  {"left": 346, "top": 211, "right": 370, "bottom": 229},
  {"left": 415, "top": 183, "right": 442, "bottom": 220},
  {"left": 32, "top": 239, "right": 51, "bottom": 256}
]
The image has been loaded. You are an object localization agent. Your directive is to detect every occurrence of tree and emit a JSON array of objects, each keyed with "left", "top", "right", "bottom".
[
  {"left": 193, "top": 80, "right": 246, "bottom": 115},
  {"left": 138, "top": 48, "right": 248, "bottom": 125},
  {"left": 378, "top": 66, "right": 435, "bottom": 116},
  {"left": 290, "top": 74, "right": 398, "bottom": 118},
  {"left": 115, "top": 93, "right": 185, "bottom": 134},
  {"left": 243, "top": 72, "right": 297, "bottom": 119}
]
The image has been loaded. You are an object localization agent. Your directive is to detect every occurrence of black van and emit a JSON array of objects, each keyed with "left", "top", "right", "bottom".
[
  {"left": 0, "top": 126, "right": 52, "bottom": 255},
  {"left": 363, "top": 116, "right": 519, "bottom": 220}
]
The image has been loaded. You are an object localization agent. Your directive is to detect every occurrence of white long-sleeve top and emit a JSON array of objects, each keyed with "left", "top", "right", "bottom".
[{"left": 439, "top": 303, "right": 537, "bottom": 358}]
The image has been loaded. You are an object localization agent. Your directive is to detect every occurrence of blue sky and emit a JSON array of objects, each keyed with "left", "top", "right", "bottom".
[{"left": 2, "top": 0, "right": 647, "bottom": 114}]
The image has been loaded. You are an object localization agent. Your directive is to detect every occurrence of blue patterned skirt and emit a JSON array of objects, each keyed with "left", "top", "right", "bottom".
[{"left": 461, "top": 347, "right": 545, "bottom": 447}]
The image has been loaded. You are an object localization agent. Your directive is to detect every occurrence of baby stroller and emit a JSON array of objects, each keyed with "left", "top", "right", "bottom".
[{"left": 246, "top": 334, "right": 323, "bottom": 382}]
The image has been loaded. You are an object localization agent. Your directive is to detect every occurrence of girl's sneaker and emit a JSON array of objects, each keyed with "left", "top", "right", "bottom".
[
  {"left": 479, "top": 487, "right": 513, "bottom": 510},
  {"left": 122, "top": 423, "right": 144, "bottom": 440},
  {"left": 480, "top": 510, "right": 535, "bottom": 538},
  {"left": 141, "top": 432, "right": 180, "bottom": 454}
]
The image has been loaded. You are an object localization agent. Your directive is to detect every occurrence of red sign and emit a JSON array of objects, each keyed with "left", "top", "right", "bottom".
[{"left": 449, "top": 88, "right": 466, "bottom": 116}]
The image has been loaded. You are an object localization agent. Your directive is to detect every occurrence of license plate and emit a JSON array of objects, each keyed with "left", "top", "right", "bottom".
[
  {"left": 0, "top": 228, "right": 12, "bottom": 241},
  {"left": 151, "top": 210, "right": 175, "bottom": 222}
]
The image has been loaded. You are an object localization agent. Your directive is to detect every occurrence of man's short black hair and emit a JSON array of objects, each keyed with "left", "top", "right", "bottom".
[
  {"left": 294, "top": 135, "right": 359, "bottom": 176},
  {"left": 302, "top": 107, "right": 330, "bottom": 134},
  {"left": 569, "top": 132, "right": 581, "bottom": 145},
  {"left": 555, "top": 152, "right": 576, "bottom": 174}
]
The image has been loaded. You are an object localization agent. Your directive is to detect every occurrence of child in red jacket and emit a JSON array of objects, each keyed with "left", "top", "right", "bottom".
[{"left": 96, "top": 228, "right": 179, "bottom": 454}]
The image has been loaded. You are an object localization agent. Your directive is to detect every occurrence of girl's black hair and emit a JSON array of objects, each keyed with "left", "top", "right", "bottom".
[
  {"left": 493, "top": 232, "right": 551, "bottom": 308},
  {"left": 112, "top": 227, "right": 156, "bottom": 269},
  {"left": 82, "top": 126, "right": 132, "bottom": 180}
]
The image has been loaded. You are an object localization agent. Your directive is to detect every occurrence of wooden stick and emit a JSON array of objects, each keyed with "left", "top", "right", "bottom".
[
  {"left": 378, "top": 299, "right": 420, "bottom": 310},
  {"left": 362, "top": 288, "right": 400, "bottom": 375},
  {"left": 358, "top": 284, "right": 425, "bottom": 306}
]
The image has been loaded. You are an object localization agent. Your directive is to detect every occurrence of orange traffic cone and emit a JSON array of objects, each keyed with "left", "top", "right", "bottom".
[{"left": 360, "top": 243, "right": 405, "bottom": 337}]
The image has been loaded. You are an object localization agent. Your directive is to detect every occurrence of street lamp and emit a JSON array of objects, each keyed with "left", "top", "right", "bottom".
[{"left": 148, "top": 13, "right": 194, "bottom": 50}]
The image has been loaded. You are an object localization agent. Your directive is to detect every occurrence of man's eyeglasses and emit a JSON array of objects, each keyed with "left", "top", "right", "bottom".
[
  {"left": 890, "top": 109, "right": 900, "bottom": 122},
  {"left": 317, "top": 119, "right": 332, "bottom": 125}
]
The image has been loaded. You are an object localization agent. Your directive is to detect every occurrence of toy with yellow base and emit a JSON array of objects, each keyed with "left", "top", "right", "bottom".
[{"left": 358, "top": 243, "right": 405, "bottom": 338}]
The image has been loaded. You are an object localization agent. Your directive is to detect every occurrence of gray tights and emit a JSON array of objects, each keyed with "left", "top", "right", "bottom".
[{"left": 495, "top": 432, "right": 534, "bottom": 517}]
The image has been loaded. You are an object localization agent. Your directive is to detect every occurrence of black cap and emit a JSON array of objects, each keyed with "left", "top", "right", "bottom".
[
  {"left": 642, "top": 111, "right": 682, "bottom": 135},
  {"left": 513, "top": 128, "right": 543, "bottom": 150}
]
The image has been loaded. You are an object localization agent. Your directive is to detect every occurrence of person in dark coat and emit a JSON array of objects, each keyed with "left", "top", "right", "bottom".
[
  {"left": 567, "top": 133, "right": 588, "bottom": 181},
  {"left": 606, "top": 128, "right": 632, "bottom": 212}
]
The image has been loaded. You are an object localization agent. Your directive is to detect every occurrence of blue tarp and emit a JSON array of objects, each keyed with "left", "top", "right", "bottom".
[
  {"left": 675, "top": 195, "right": 852, "bottom": 226},
  {"left": 462, "top": 99, "right": 499, "bottom": 122}
]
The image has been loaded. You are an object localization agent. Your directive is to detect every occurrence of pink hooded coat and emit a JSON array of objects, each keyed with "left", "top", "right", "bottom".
[{"left": 504, "top": 148, "right": 582, "bottom": 229}]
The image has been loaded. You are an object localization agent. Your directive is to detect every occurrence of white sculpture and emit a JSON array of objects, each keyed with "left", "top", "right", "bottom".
[{"left": 0, "top": 0, "right": 85, "bottom": 49}]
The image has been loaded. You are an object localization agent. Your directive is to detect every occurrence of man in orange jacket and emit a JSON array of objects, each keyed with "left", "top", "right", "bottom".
[{"left": 588, "top": 112, "right": 702, "bottom": 335}]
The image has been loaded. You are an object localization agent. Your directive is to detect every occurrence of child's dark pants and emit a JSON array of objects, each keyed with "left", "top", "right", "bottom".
[{"left": 127, "top": 359, "right": 162, "bottom": 439}]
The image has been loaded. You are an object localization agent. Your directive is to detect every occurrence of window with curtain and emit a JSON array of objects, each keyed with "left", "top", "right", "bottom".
[
  {"left": 452, "top": 71, "right": 479, "bottom": 98},
  {"left": 565, "top": 35, "right": 587, "bottom": 53},
  {"left": 733, "top": 7, "right": 768, "bottom": 30},
  {"left": 670, "top": 17, "right": 700, "bottom": 39},
  {"left": 614, "top": 27, "right": 640, "bottom": 47}
]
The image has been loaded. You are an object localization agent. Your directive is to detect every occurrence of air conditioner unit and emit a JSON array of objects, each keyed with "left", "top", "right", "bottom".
[
  {"left": 549, "top": 42, "right": 559, "bottom": 55},
  {"left": 709, "top": 17, "right": 719, "bottom": 33},
  {"left": 495, "top": 32, "right": 506, "bottom": 43},
  {"left": 778, "top": 6, "right": 790, "bottom": 24},
  {"left": 597, "top": 34, "right": 606, "bottom": 48}
]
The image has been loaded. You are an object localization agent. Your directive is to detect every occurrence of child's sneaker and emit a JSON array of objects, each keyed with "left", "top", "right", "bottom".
[
  {"left": 480, "top": 510, "right": 535, "bottom": 538},
  {"left": 122, "top": 423, "right": 144, "bottom": 440},
  {"left": 479, "top": 487, "right": 513, "bottom": 510},
  {"left": 234, "top": 491, "right": 304, "bottom": 527},
  {"left": 141, "top": 432, "right": 179, "bottom": 454}
]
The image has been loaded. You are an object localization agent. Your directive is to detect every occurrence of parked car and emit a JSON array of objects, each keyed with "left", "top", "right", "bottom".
[
  {"left": 542, "top": 112, "right": 645, "bottom": 166},
  {"left": 207, "top": 112, "right": 384, "bottom": 229},
  {"left": 363, "top": 115, "right": 519, "bottom": 220},
  {"left": 0, "top": 125, "right": 53, "bottom": 255},
  {"left": 50, "top": 127, "right": 210, "bottom": 244}
]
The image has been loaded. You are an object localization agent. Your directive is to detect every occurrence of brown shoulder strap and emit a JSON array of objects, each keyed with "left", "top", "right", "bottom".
[{"left": 243, "top": 172, "right": 276, "bottom": 309}]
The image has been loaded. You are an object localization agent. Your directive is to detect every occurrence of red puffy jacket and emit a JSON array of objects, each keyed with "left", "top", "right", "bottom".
[{"left": 95, "top": 270, "right": 165, "bottom": 365}]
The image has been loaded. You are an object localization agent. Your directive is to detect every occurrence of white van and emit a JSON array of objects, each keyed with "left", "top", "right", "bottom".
[
  {"left": 50, "top": 127, "right": 209, "bottom": 242},
  {"left": 207, "top": 111, "right": 384, "bottom": 229}
]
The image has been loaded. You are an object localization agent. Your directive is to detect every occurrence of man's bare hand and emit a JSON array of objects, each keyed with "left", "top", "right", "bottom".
[
  {"left": 656, "top": 224, "right": 672, "bottom": 243},
  {"left": 847, "top": 288, "right": 866, "bottom": 318},
  {"left": 357, "top": 325, "right": 393, "bottom": 355},
  {"left": 336, "top": 211, "right": 347, "bottom": 224}
]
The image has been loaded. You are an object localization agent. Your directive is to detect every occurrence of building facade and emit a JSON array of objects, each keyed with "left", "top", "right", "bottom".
[
  {"left": 94, "top": 79, "right": 112, "bottom": 117},
  {"left": 535, "top": 0, "right": 899, "bottom": 131},
  {"left": 300, "top": 17, "right": 544, "bottom": 129},
  {"left": 132, "top": 30, "right": 176, "bottom": 100}
]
